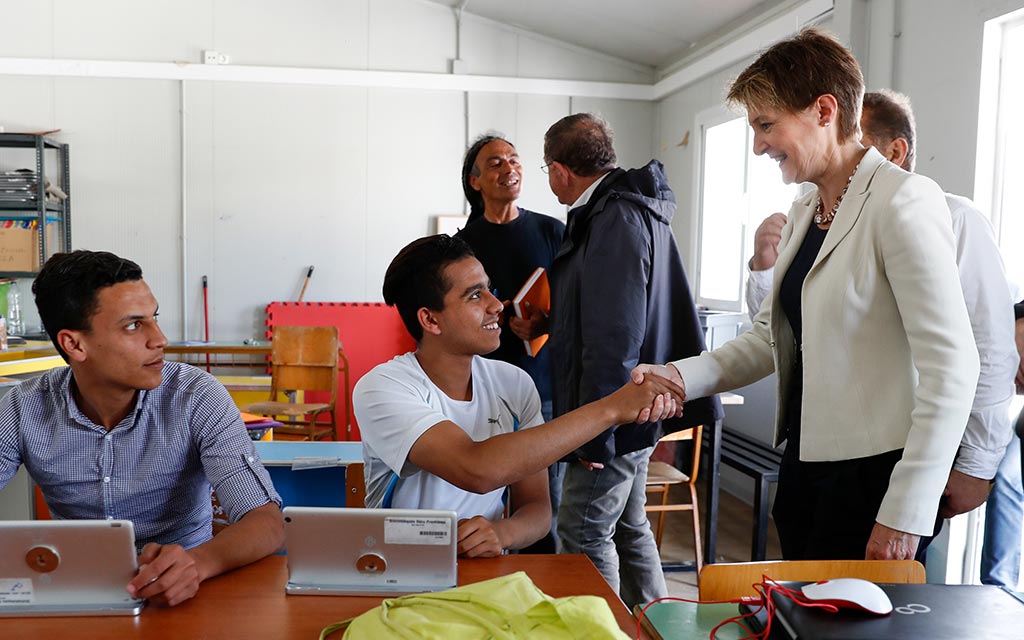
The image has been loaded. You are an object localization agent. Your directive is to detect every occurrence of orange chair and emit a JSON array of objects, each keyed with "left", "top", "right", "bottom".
[
  {"left": 699, "top": 559, "right": 927, "bottom": 600},
  {"left": 242, "top": 326, "right": 339, "bottom": 441},
  {"left": 644, "top": 425, "right": 703, "bottom": 573}
]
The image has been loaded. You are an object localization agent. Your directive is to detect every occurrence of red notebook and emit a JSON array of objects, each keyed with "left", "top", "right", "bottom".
[{"left": 512, "top": 267, "right": 551, "bottom": 357}]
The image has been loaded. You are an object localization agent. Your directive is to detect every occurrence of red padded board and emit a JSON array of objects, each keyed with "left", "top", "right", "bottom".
[{"left": 265, "top": 302, "right": 415, "bottom": 441}]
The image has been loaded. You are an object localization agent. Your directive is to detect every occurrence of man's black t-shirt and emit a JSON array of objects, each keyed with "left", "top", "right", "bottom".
[{"left": 457, "top": 209, "right": 565, "bottom": 403}]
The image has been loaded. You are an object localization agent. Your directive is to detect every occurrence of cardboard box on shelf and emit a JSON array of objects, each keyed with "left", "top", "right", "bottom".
[{"left": 0, "top": 220, "right": 61, "bottom": 272}]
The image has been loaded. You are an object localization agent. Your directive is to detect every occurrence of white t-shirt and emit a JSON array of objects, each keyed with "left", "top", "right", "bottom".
[{"left": 353, "top": 352, "right": 543, "bottom": 521}]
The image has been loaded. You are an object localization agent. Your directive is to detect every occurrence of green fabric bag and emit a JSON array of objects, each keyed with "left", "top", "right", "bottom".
[{"left": 320, "top": 571, "right": 631, "bottom": 640}]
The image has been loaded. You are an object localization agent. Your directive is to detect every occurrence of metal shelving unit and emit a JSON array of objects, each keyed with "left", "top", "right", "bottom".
[{"left": 0, "top": 133, "right": 71, "bottom": 277}]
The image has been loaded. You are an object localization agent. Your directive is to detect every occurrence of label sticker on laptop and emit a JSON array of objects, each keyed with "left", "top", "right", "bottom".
[
  {"left": 0, "top": 579, "right": 33, "bottom": 605},
  {"left": 384, "top": 517, "right": 452, "bottom": 545}
]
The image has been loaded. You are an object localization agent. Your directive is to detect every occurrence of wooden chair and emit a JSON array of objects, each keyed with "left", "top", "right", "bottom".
[
  {"left": 242, "top": 325, "right": 339, "bottom": 441},
  {"left": 698, "top": 559, "right": 927, "bottom": 600},
  {"left": 644, "top": 425, "right": 703, "bottom": 573}
]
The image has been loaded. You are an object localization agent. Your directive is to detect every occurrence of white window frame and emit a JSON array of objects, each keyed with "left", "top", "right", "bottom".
[
  {"left": 691, "top": 105, "right": 750, "bottom": 312},
  {"left": 975, "top": 8, "right": 1024, "bottom": 287},
  {"left": 691, "top": 105, "right": 801, "bottom": 312}
]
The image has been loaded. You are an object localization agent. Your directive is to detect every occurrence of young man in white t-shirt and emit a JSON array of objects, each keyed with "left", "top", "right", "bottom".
[{"left": 354, "top": 234, "right": 685, "bottom": 558}]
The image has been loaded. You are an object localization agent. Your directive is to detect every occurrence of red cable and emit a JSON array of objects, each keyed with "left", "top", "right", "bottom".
[{"left": 633, "top": 574, "right": 841, "bottom": 640}]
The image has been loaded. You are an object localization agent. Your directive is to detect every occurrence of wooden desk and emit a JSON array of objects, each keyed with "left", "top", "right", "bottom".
[
  {"left": 3, "top": 554, "right": 645, "bottom": 638},
  {"left": 164, "top": 342, "right": 272, "bottom": 369}
]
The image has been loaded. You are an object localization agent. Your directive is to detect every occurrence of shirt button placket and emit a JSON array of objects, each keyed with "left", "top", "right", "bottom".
[{"left": 101, "top": 431, "right": 114, "bottom": 520}]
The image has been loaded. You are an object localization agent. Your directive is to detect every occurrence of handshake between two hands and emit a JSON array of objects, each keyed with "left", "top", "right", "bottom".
[
  {"left": 621, "top": 362, "right": 688, "bottom": 425},
  {"left": 577, "top": 364, "right": 687, "bottom": 472}
]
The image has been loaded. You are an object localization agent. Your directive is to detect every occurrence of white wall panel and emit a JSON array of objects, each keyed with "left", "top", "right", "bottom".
[
  {"left": 199, "top": 82, "right": 369, "bottom": 339},
  {"left": 213, "top": 0, "right": 369, "bottom": 69},
  {"left": 892, "top": 0, "right": 1024, "bottom": 196},
  {"left": 513, "top": 95, "right": 570, "bottom": 218},
  {"left": 460, "top": 18, "right": 520, "bottom": 77},
  {"left": 184, "top": 81, "right": 216, "bottom": 341},
  {"left": 0, "top": 2, "right": 52, "bottom": 58},
  {"left": 0, "top": 76, "right": 56, "bottom": 132},
  {"left": 368, "top": 0, "right": 454, "bottom": 73},
  {"left": 53, "top": 77, "right": 182, "bottom": 335},
  {"left": 52, "top": 0, "right": 211, "bottom": 63},
  {"left": 365, "top": 88, "right": 464, "bottom": 301},
  {"left": 467, "top": 92, "right": 517, "bottom": 144}
]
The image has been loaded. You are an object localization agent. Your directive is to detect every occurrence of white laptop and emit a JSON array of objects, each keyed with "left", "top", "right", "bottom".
[
  {"left": 284, "top": 506, "right": 458, "bottom": 596},
  {"left": 0, "top": 520, "right": 145, "bottom": 617}
]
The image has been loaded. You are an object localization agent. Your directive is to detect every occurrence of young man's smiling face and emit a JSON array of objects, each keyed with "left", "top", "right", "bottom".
[{"left": 427, "top": 257, "right": 503, "bottom": 356}]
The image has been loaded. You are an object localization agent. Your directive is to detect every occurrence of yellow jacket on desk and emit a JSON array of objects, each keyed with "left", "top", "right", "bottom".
[{"left": 320, "top": 571, "right": 629, "bottom": 640}]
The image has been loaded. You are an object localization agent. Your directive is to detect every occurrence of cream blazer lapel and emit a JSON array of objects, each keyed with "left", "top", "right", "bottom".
[{"left": 809, "top": 148, "right": 885, "bottom": 274}]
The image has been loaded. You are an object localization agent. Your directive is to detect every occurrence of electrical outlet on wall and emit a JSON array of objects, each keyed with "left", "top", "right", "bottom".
[{"left": 202, "top": 50, "right": 231, "bottom": 65}]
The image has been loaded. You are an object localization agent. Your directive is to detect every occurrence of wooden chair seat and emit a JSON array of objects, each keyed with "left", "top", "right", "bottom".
[
  {"left": 244, "top": 401, "right": 332, "bottom": 417},
  {"left": 647, "top": 461, "right": 690, "bottom": 485}
]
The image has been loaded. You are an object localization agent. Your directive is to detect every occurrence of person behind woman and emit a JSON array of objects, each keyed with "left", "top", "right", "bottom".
[
  {"left": 634, "top": 28, "right": 979, "bottom": 561},
  {"left": 456, "top": 134, "right": 565, "bottom": 552}
]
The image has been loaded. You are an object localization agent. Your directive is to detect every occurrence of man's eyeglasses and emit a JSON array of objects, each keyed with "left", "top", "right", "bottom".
[{"left": 540, "top": 161, "right": 554, "bottom": 175}]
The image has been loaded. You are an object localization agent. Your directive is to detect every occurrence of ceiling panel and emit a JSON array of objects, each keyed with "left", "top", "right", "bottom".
[{"left": 427, "top": 0, "right": 786, "bottom": 68}]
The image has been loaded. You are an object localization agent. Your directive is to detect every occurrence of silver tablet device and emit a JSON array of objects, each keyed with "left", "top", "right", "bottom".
[
  {"left": 0, "top": 519, "right": 145, "bottom": 617},
  {"left": 284, "top": 506, "right": 458, "bottom": 596}
]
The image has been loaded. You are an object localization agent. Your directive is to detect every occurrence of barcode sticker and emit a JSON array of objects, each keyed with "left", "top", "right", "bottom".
[
  {"left": 0, "top": 579, "right": 33, "bottom": 605},
  {"left": 384, "top": 517, "right": 452, "bottom": 545}
]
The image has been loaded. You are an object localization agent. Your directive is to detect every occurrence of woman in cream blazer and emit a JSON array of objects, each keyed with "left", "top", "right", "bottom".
[{"left": 636, "top": 29, "right": 979, "bottom": 561}]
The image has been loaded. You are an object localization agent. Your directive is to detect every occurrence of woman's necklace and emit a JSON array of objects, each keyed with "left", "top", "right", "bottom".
[{"left": 814, "top": 161, "right": 860, "bottom": 226}]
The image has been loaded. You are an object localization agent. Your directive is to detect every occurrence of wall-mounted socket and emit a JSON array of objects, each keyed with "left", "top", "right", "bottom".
[{"left": 202, "top": 50, "right": 231, "bottom": 65}]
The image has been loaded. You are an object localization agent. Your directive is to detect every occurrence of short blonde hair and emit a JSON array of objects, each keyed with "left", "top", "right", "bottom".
[{"left": 728, "top": 27, "right": 864, "bottom": 142}]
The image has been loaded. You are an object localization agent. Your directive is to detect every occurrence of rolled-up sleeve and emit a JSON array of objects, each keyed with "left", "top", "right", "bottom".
[
  {"left": 194, "top": 383, "right": 281, "bottom": 523},
  {"left": 948, "top": 200, "right": 1016, "bottom": 479}
]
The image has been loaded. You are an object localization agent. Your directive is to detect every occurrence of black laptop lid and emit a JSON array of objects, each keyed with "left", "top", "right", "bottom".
[{"left": 771, "top": 583, "right": 1024, "bottom": 640}]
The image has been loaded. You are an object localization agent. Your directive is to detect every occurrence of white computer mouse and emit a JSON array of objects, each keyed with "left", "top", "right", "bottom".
[{"left": 800, "top": 578, "right": 894, "bottom": 615}]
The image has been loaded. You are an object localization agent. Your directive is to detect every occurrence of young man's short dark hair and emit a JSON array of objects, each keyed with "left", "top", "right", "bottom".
[
  {"left": 32, "top": 250, "right": 144, "bottom": 361},
  {"left": 382, "top": 234, "right": 475, "bottom": 341}
]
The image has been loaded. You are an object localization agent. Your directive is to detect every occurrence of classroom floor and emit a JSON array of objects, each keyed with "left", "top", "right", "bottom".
[{"left": 654, "top": 483, "right": 782, "bottom": 599}]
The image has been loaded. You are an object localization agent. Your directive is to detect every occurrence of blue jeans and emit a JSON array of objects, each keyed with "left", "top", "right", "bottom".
[
  {"left": 981, "top": 432, "right": 1023, "bottom": 588},
  {"left": 541, "top": 401, "right": 565, "bottom": 552},
  {"left": 557, "top": 446, "right": 667, "bottom": 608}
]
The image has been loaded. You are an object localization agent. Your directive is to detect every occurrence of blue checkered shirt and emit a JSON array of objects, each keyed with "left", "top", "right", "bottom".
[{"left": 0, "top": 362, "right": 281, "bottom": 550}]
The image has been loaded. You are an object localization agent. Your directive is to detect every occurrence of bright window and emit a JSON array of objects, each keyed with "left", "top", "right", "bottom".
[
  {"left": 976, "top": 9, "right": 1024, "bottom": 289},
  {"left": 693, "top": 108, "right": 801, "bottom": 311}
]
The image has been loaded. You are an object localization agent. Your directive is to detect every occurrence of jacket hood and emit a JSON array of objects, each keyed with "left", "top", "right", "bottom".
[{"left": 606, "top": 159, "right": 675, "bottom": 225}]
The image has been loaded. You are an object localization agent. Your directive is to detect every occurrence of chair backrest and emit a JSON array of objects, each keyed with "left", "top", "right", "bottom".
[
  {"left": 270, "top": 326, "right": 339, "bottom": 398},
  {"left": 653, "top": 425, "right": 702, "bottom": 484},
  {"left": 699, "top": 560, "right": 926, "bottom": 600}
]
